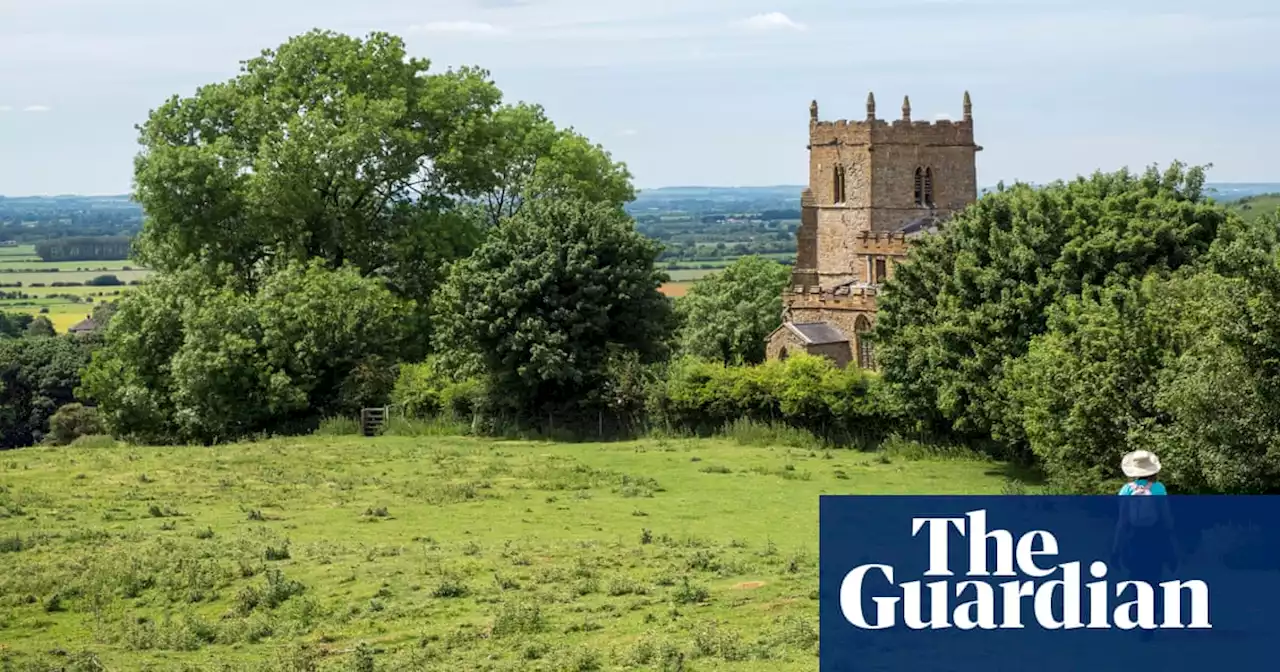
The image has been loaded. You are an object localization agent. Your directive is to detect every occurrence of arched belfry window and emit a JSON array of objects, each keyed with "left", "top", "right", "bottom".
[
  {"left": 855, "top": 316, "right": 875, "bottom": 370},
  {"left": 833, "top": 165, "right": 846, "bottom": 204},
  {"left": 913, "top": 168, "right": 924, "bottom": 206},
  {"left": 924, "top": 167, "right": 935, "bottom": 207}
]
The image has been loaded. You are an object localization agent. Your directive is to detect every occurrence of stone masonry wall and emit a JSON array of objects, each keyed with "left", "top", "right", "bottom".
[
  {"left": 815, "top": 208, "right": 870, "bottom": 286},
  {"left": 765, "top": 327, "right": 807, "bottom": 362}
]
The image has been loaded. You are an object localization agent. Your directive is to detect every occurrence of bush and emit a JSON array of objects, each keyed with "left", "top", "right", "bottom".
[
  {"left": 87, "top": 274, "right": 124, "bottom": 287},
  {"left": 390, "top": 357, "right": 451, "bottom": 417},
  {"left": 46, "top": 403, "right": 105, "bottom": 446},
  {"left": 391, "top": 357, "right": 484, "bottom": 421}
]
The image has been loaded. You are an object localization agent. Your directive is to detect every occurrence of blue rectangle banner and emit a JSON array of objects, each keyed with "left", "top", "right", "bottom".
[{"left": 819, "top": 496, "right": 1280, "bottom": 671}]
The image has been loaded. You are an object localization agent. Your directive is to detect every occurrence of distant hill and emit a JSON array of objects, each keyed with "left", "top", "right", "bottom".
[
  {"left": 3, "top": 182, "right": 1278, "bottom": 221},
  {"left": 1226, "top": 193, "right": 1280, "bottom": 222}
]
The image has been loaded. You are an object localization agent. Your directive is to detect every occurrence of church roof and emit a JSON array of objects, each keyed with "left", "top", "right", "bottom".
[
  {"left": 67, "top": 316, "right": 97, "bottom": 333},
  {"left": 895, "top": 215, "right": 942, "bottom": 236},
  {"left": 786, "top": 321, "right": 849, "bottom": 345}
]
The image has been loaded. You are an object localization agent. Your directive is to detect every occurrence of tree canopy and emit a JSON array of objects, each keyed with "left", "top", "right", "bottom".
[
  {"left": 81, "top": 262, "right": 412, "bottom": 444},
  {"left": 875, "top": 163, "right": 1240, "bottom": 445},
  {"left": 675, "top": 255, "right": 790, "bottom": 365},
  {"left": 0, "top": 336, "right": 94, "bottom": 448},
  {"left": 132, "top": 29, "right": 633, "bottom": 320},
  {"left": 431, "top": 199, "right": 674, "bottom": 419}
]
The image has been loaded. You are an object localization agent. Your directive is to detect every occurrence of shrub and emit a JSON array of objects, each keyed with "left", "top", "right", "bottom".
[
  {"left": 647, "top": 353, "right": 902, "bottom": 446},
  {"left": 46, "top": 403, "right": 106, "bottom": 446},
  {"left": 87, "top": 274, "right": 124, "bottom": 287},
  {"left": 390, "top": 357, "right": 450, "bottom": 417}
]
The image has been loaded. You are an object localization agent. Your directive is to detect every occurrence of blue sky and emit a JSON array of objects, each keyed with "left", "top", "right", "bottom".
[{"left": 0, "top": 0, "right": 1276, "bottom": 195}]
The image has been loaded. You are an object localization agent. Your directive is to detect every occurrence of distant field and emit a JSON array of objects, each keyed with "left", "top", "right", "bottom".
[
  {"left": 0, "top": 432, "right": 1019, "bottom": 670},
  {"left": 0, "top": 246, "right": 146, "bottom": 332},
  {"left": 0, "top": 259, "right": 143, "bottom": 272},
  {"left": 658, "top": 253, "right": 793, "bottom": 285},
  {"left": 1229, "top": 193, "right": 1280, "bottom": 222},
  {"left": 665, "top": 269, "right": 717, "bottom": 282},
  {"left": 659, "top": 281, "right": 694, "bottom": 297},
  {"left": 0, "top": 269, "right": 150, "bottom": 285}
]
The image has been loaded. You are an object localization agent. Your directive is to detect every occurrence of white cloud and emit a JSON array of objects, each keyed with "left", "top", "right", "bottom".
[
  {"left": 410, "top": 21, "right": 507, "bottom": 36},
  {"left": 736, "top": 12, "right": 805, "bottom": 32},
  {"left": 23, "top": 104, "right": 50, "bottom": 112}
]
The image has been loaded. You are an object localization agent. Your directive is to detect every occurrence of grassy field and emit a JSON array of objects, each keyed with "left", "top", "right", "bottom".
[
  {"left": 0, "top": 430, "right": 1022, "bottom": 671},
  {"left": 0, "top": 245, "right": 148, "bottom": 332},
  {"left": 1227, "top": 193, "right": 1280, "bottom": 222}
]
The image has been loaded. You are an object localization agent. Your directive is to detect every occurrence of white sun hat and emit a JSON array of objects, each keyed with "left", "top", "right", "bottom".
[{"left": 1121, "top": 450, "right": 1162, "bottom": 479}]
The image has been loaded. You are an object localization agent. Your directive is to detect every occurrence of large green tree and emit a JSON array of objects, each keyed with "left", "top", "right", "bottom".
[
  {"left": 132, "top": 30, "right": 632, "bottom": 338},
  {"left": 432, "top": 199, "right": 674, "bottom": 420},
  {"left": 675, "top": 255, "right": 790, "bottom": 365},
  {"left": 875, "top": 163, "right": 1240, "bottom": 445}
]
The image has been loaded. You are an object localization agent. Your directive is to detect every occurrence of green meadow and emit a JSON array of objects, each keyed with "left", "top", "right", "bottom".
[{"left": 0, "top": 429, "right": 1023, "bottom": 671}]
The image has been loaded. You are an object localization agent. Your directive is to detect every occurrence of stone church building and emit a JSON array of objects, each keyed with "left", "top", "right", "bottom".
[{"left": 765, "top": 91, "right": 982, "bottom": 368}]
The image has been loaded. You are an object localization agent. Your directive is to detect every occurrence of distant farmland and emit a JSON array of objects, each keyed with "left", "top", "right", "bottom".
[{"left": 0, "top": 244, "right": 148, "bottom": 332}]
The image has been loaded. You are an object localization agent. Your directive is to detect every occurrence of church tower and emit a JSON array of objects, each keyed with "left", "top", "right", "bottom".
[{"left": 767, "top": 92, "right": 982, "bottom": 368}]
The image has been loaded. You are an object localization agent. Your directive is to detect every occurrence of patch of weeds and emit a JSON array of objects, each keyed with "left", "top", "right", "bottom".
[
  {"left": 233, "top": 569, "right": 305, "bottom": 616},
  {"left": 43, "top": 592, "right": 66, "bottom": 613},
  {"left": 687, "top": 549, "right": 721, "bottom": 573},
  {"left": 521, "top": 640, "right": 552, "bottom": 660},
  {"left": 640, "top": 529, "right": 653, "bottom": 545},
  {"left": 148, "top": 504, "right": 182, "bottom": 518},
  {"left": 699, "top": 464, "right": 732, "bottom": 474},
  {"left": 1001, "top": 478, "right": 1029, "bottom": 495},
  {"left": 674, "top": 577, "right": 710, "bottom": 604},
  {"left": 431, "top": 574, "right": 469, "bottom": 599},
  {"left": 630, "top": 635, "right": 686, "bottom": 669},
  {"left": 615, "top": 474, "right": 662, "bottom": 498},
  {"left": 692, "top": 620, "right": 749, "bottom": 661},
  {"left": 574, "top": 577, "right": 600, "bottom": 596},
  {"left": 348, "top": 642, "right": 376, "bottom": 672},
  {"left": 492, "top": 600, "right": 544, "bottom": 637},
  {"left": 768, "top": 614, "right": 819, "bottom": 651},
  {"left": 556, "top": 647, "right": 603, "bottom": 672},
  {"left": 194, "top": 527, "right": 215, "bottom": 540},
  {"left": 362, "top": 507, "right": 390, "bottom": 519},
  {"left": 494, "top": 572, "right": 521, "bottom": 591},
  {"left": 607, "top": 577, "right": 648, "bottom": 597},
  {"left": 264, "top": 540, "right": 291, "bottom": 561},
  {"left": 0, "top": 534, "right": 26, "bottom": 553}
]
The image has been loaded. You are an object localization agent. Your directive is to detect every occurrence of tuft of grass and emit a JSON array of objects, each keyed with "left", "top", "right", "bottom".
[
  {"left": 721, "top": 418, "right": 826, "bottom": 451},
  {"left": 314, "top": 416, "right": 361, "bottom": 436}
]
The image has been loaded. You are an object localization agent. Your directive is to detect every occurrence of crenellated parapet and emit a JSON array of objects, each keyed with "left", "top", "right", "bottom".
[
  {"left": 855, "top": 230, "right": 911, "bottom": 255},
  {"left": 785, "top": 284, "right": 882, "bottom": 310},
  {"left": 809, "top": 91, "right": 979, "bottom": 150}
]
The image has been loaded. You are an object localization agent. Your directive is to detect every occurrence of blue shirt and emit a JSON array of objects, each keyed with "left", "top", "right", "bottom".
[{"left": 1119, "top": 479, "right": 1167, "bottom": 495}]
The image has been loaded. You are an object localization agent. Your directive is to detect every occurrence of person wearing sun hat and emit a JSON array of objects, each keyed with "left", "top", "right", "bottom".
[
  {"left": 1113, "top": 450, "right": 1178, "bottom": 639},
  {"left": 1118, "top": 450, "right": 1167, "bottom": 496}
]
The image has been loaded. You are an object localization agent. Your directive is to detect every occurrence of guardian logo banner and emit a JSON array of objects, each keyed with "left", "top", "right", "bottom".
[{"left": 819, "top": 496, "right": 1280, "bottom": 671}]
